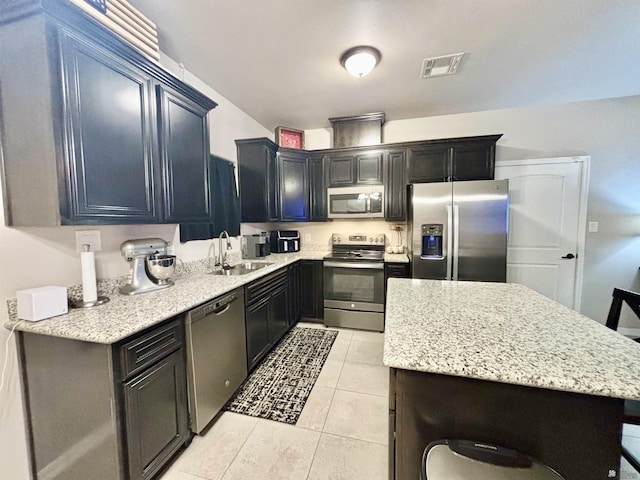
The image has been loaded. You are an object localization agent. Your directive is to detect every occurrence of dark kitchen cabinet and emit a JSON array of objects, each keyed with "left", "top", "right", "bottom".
[
  {"left": 356, "top": 151, "right": 384, "bottom": 184},
  {"left": 288, "top": 261, "right": 302, "bottom": 326},
  {"left": 120, "top": 320, "right": 189, "bottom": 480},
  {"left": 0, "top": 4, "right": 216, "bottom": 226},
  {"left": 237, "top": 138, "right": 279, "bottom": 222},
  {"left": 301, "top": 260, "right": 324, "bottom": 319},
  {"left": 157, "top": 85, "right": 213, "bottom": 223},
  {"left": 278, "top": 149, "right": 309, "bottom": 221},
  {"left": 385, "top": 262, "right": 410, "bottom": 281},
  {"left": 245, "top": 267, "right": 291, "bottom": 370},
  {"left": 236, "top": 139, "right": 310, "bottom": 222},
  {"left": 385, "top": 149, "right": 407, "bottom": 221},
  {"left": 327, "top": 153, "right": 355, "bottom": 186},
  {"left": 16, "top": 317, "right": 189, "bottom": 480},
  {"left": 327, "top": 150, "right": 383, "bottom": 186},
  {"left": 309, "top": 154, "right": 327, "bottom": 221},
  {"left": 123, "top": 350, "right": 188, "bottom": 480},
  {"left": 406, "top": 135, "right": 501, "bottom": 183},
  {"left": 245, "top": 296, "right": 272, "bottom": 369}
]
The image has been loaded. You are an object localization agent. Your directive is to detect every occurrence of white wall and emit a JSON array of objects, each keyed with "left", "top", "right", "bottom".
[
  {"left": 0, "top": 56, "right": 271, "bottom": 480},
  {"left": 306, "top": 95, "right": 640, "bottom": 324}
]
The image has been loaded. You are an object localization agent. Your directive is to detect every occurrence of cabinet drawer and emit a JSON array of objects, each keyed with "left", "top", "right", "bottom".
[
  {"left": 245, "top": 268, "right": 288, "bottom": 305},
  {"left": 120, "top": 319, "right": 183, "bottom": 379}
]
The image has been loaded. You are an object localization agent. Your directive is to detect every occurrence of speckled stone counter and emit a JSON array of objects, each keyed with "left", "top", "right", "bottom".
[
  {"left": 384, "top": 278, "right": 640, "bottom": 401},
  {"left": 4, "top": 251, "right": 328, "bottom": 344},
  {"left": 383, "top": 253, "right": 409, "bottom": 263}
]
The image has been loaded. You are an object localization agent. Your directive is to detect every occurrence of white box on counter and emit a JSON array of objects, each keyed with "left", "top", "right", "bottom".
[{"left": 16, "top": 286, "right": 68, "bottom": 321}]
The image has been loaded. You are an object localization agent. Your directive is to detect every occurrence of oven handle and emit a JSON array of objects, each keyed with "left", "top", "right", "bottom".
[{"left": 323, "top": 261, "right": 384, "bottom": 270}]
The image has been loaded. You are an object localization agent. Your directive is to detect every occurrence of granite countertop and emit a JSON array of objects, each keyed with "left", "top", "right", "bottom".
[
  {"left": 383, "top": 253, "right": 409, "bottom": 263},
  {"left": 384, "top": 278, "right": 640, "bottom": 401},
  {"left": 5, "top": 251, "right": 328, "bottom": 345}
]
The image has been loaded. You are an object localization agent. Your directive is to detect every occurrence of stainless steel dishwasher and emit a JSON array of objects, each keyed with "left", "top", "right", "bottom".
[{"left": 185, "top": 287, "right": 247, "bottom": 434}]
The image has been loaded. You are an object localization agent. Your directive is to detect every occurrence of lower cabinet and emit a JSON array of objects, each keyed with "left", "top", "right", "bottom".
[
  {"left": 385, "top": 262, "right": 411, "bottom": 282},
  {"left": 245, "top": 267, "right": 290, "bottom": 370},
  {"left": 17, "top": 318, "right": 189, "bottom": 480},
  {"left": 120, "top": 320, "right": 189, "bottom": 480},
  {"left": 288, "top": 261, "right": 302, "bottom": 326},
  {"left": 300, "top": 260, "right": 324, "bottom": 319}
]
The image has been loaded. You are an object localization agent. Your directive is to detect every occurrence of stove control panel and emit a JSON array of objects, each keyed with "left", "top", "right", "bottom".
[{"left": 331, "top": 233, "right": 386, "bottom": 245}]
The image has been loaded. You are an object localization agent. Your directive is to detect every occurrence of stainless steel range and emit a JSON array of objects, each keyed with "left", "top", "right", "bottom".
[{"left": 323, "top": 233, "right": 386, "bottom": 332}]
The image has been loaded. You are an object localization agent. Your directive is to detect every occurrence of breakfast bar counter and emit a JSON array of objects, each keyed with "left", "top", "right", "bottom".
[{"left": 384, "top": 279, "right": 640, "bottom": 480}]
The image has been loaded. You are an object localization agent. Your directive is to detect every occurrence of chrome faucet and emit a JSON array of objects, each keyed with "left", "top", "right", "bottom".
[{"left": 217, "top": 230, "right": 232, "bottom": 269}]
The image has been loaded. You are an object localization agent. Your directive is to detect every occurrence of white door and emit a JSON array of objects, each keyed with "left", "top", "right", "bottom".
[{"left": 495, "top": 159, "right": 587, "bottom": 309}]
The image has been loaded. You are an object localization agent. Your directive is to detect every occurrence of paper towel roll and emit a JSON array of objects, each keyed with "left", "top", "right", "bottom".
[{"left": 81, "top": 251, "right": 98, "bottom": 303}]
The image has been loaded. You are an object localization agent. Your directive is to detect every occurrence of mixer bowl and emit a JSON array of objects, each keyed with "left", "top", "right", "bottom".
[{"left": 146, "top": 254, "right": 176, "bottom": 284}]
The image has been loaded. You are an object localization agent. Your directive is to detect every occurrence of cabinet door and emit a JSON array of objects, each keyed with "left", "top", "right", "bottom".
[
  {"left": 278, "top": 150, "right": 309, "bottom": 221},
  {"left": 269, "top": 285, "right": 290, "bottom": 345},
  {"left": 450, "top": 141, "right": 496, "bottom": 181},
  {"left": 301, "top": 260, "right": 323, "bottom": 319},
  {"left": 309, "top": 154, "right": 327, "bottom": 221},
  {"left": 385, "top": 149, "right": 406, "bottom": 221},
  {"left": 245, "top": 295, "right": 271, "bottom": 370},
  {"left": 288, "top": 262, "right": 301, "bottom": 326},
  {"left": 355, "top": 152, "right": 384, "bottom": 184},
  {"left": 327, "top": 153, "right": 354, "bottom": 186},
  {"left": 123, "top": 350, "right": 188, "bottom": 480},
  {"left": 407, "top": 144, "right": 451, "bottom": 183},
  {"left": 60, "top": 29, "right": 158, "bottom": 223},
  {"left": 157, "top": 85, "right": 212, "bottom": 223},
  {"left": 236, "top": 139, "right": 278, "bottom": 222}
]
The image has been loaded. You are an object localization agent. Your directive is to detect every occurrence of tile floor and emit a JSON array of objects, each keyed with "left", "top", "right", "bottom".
[
  {"left": 159, "top": 322, "right": 388, "bottom": 480},
  {"left": 158, "top": 321, "right": 638, "bottom": 480},
  {"left": 621, "top": 425, "right": 640, "bottom": 479}
]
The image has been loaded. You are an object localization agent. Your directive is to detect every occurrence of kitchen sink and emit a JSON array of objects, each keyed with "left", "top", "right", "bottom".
[{"left": 209, "top": 262, "right": 274, "bottom": 276}]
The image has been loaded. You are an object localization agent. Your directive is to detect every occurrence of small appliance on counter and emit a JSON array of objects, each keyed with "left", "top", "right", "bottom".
[
  {"left": 119, "top": 238, "right": 176, "bottom": 295},
  {"left": 242, "top": 233, "right": 270, "bottom": 259},
  {"left": 269, "top": 230, "right": 300, "bottom": 253}
]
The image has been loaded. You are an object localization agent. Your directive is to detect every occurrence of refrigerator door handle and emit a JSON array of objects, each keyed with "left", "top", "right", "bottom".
[
  {"left": 453, "top": 204, "right": 460, "bottom": 280},
  {"left": 446, "top": 204, "right": 453, "bottom": 280}
]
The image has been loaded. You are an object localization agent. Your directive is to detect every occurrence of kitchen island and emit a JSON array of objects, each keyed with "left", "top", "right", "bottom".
[{"left": 384, "top": 279, "right": 640, "bottom": 480}]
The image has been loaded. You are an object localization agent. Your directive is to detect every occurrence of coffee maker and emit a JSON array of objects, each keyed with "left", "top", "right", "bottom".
[
  {"left": 242, "top": 233, "right": 270, "bottom": 259},
  {"left": 119, "top": 238, "right": 176, "bottom": 295}
]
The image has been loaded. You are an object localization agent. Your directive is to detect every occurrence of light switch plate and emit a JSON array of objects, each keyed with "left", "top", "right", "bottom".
[
  {"left": 588, "top": 221, "right": 599, "bottom": 233},
  {"left": 75, "top": 230, "right": 102, "bottom": 252}
]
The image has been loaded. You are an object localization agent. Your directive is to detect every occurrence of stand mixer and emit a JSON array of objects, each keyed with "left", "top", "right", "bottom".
[{"left": 119, "top": 238, "right": 176, "bottom": 295}]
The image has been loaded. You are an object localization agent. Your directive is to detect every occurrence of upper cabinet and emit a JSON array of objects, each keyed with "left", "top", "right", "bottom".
[
  {"left": 308, "top": 153, "right": 327, "bottom": 222},
  {"left": 0, "top": 3, "right": 217, "bottom": 226},
  {"left": 406, "top": 135, "right": 501, "bottom": 184},
  {"left": 327, "top": 150, "right": 384, "bottom": 187},
  {"left": 236, "top": 138, "right": 310, "bottom": 222},
  {"left": 157, "top": 85, "right": 212, "bottom": 224}
]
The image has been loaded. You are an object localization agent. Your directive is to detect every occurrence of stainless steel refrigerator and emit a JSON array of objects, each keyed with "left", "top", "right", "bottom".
[{"left": 409, "top": 180, "right": 509, "bottom": 282}]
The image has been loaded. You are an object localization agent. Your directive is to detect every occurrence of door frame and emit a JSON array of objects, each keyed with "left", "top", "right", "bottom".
[{"left": 495, "top": 156, "right": 590, "bottom": 312}]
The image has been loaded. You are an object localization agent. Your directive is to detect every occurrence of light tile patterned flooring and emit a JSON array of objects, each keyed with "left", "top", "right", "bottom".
[
  {"left": 159, "top": 322, "right": 388, "bottom": 480},
  {"left": 159, "top": 322, "right": 638, "bottom": 480}
]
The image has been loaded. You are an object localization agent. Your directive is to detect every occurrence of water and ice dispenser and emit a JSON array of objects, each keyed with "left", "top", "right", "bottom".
[{"left": 421, "top": 224, "right": 443, "bottom": 259}]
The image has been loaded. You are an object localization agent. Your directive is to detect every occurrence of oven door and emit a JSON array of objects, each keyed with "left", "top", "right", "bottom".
[
  {"left": 323, "top": 260, "right": 385, "bottom": 331},
  {"left": 323, "top": 261, "right": 385, "bottom": 311}
]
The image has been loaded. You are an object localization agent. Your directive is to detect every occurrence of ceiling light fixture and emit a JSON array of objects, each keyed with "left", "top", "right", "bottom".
[{"left": 340, "top": 46, "right": 381, "bottom": 77}]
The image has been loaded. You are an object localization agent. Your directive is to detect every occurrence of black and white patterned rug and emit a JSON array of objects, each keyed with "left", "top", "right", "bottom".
[{"left": 223, "top": 326, "right": 338, "bottom": 425}]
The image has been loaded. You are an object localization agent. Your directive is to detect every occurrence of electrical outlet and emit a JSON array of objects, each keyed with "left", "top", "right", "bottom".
[
  {"left": 304, "top": 233, "right": 311, "bottom": 242},
  {"left": 588, "top": 221, "right": 599, "bottom": 233},
  {"left": 75, "top": 230, "right": 102, "bottom": 252}
]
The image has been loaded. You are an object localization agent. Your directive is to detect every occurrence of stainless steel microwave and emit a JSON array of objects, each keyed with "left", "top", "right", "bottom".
[{"left": 327, "top": 186, "right": 385, "bottom": 219}]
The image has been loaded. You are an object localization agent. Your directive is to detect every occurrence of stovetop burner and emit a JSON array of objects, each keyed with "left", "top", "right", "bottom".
[{"left": 324, "top": 233, "right": 386, "bottom": 262}]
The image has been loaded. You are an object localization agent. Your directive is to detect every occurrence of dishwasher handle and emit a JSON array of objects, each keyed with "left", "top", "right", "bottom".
[{"left": 188, "top": 291, "right": 240, "bottom": 325}]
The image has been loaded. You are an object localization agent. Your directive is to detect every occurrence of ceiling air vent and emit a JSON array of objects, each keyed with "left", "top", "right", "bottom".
[{"left": 420, "top": 53, "right": 465, "bottom": 79}]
